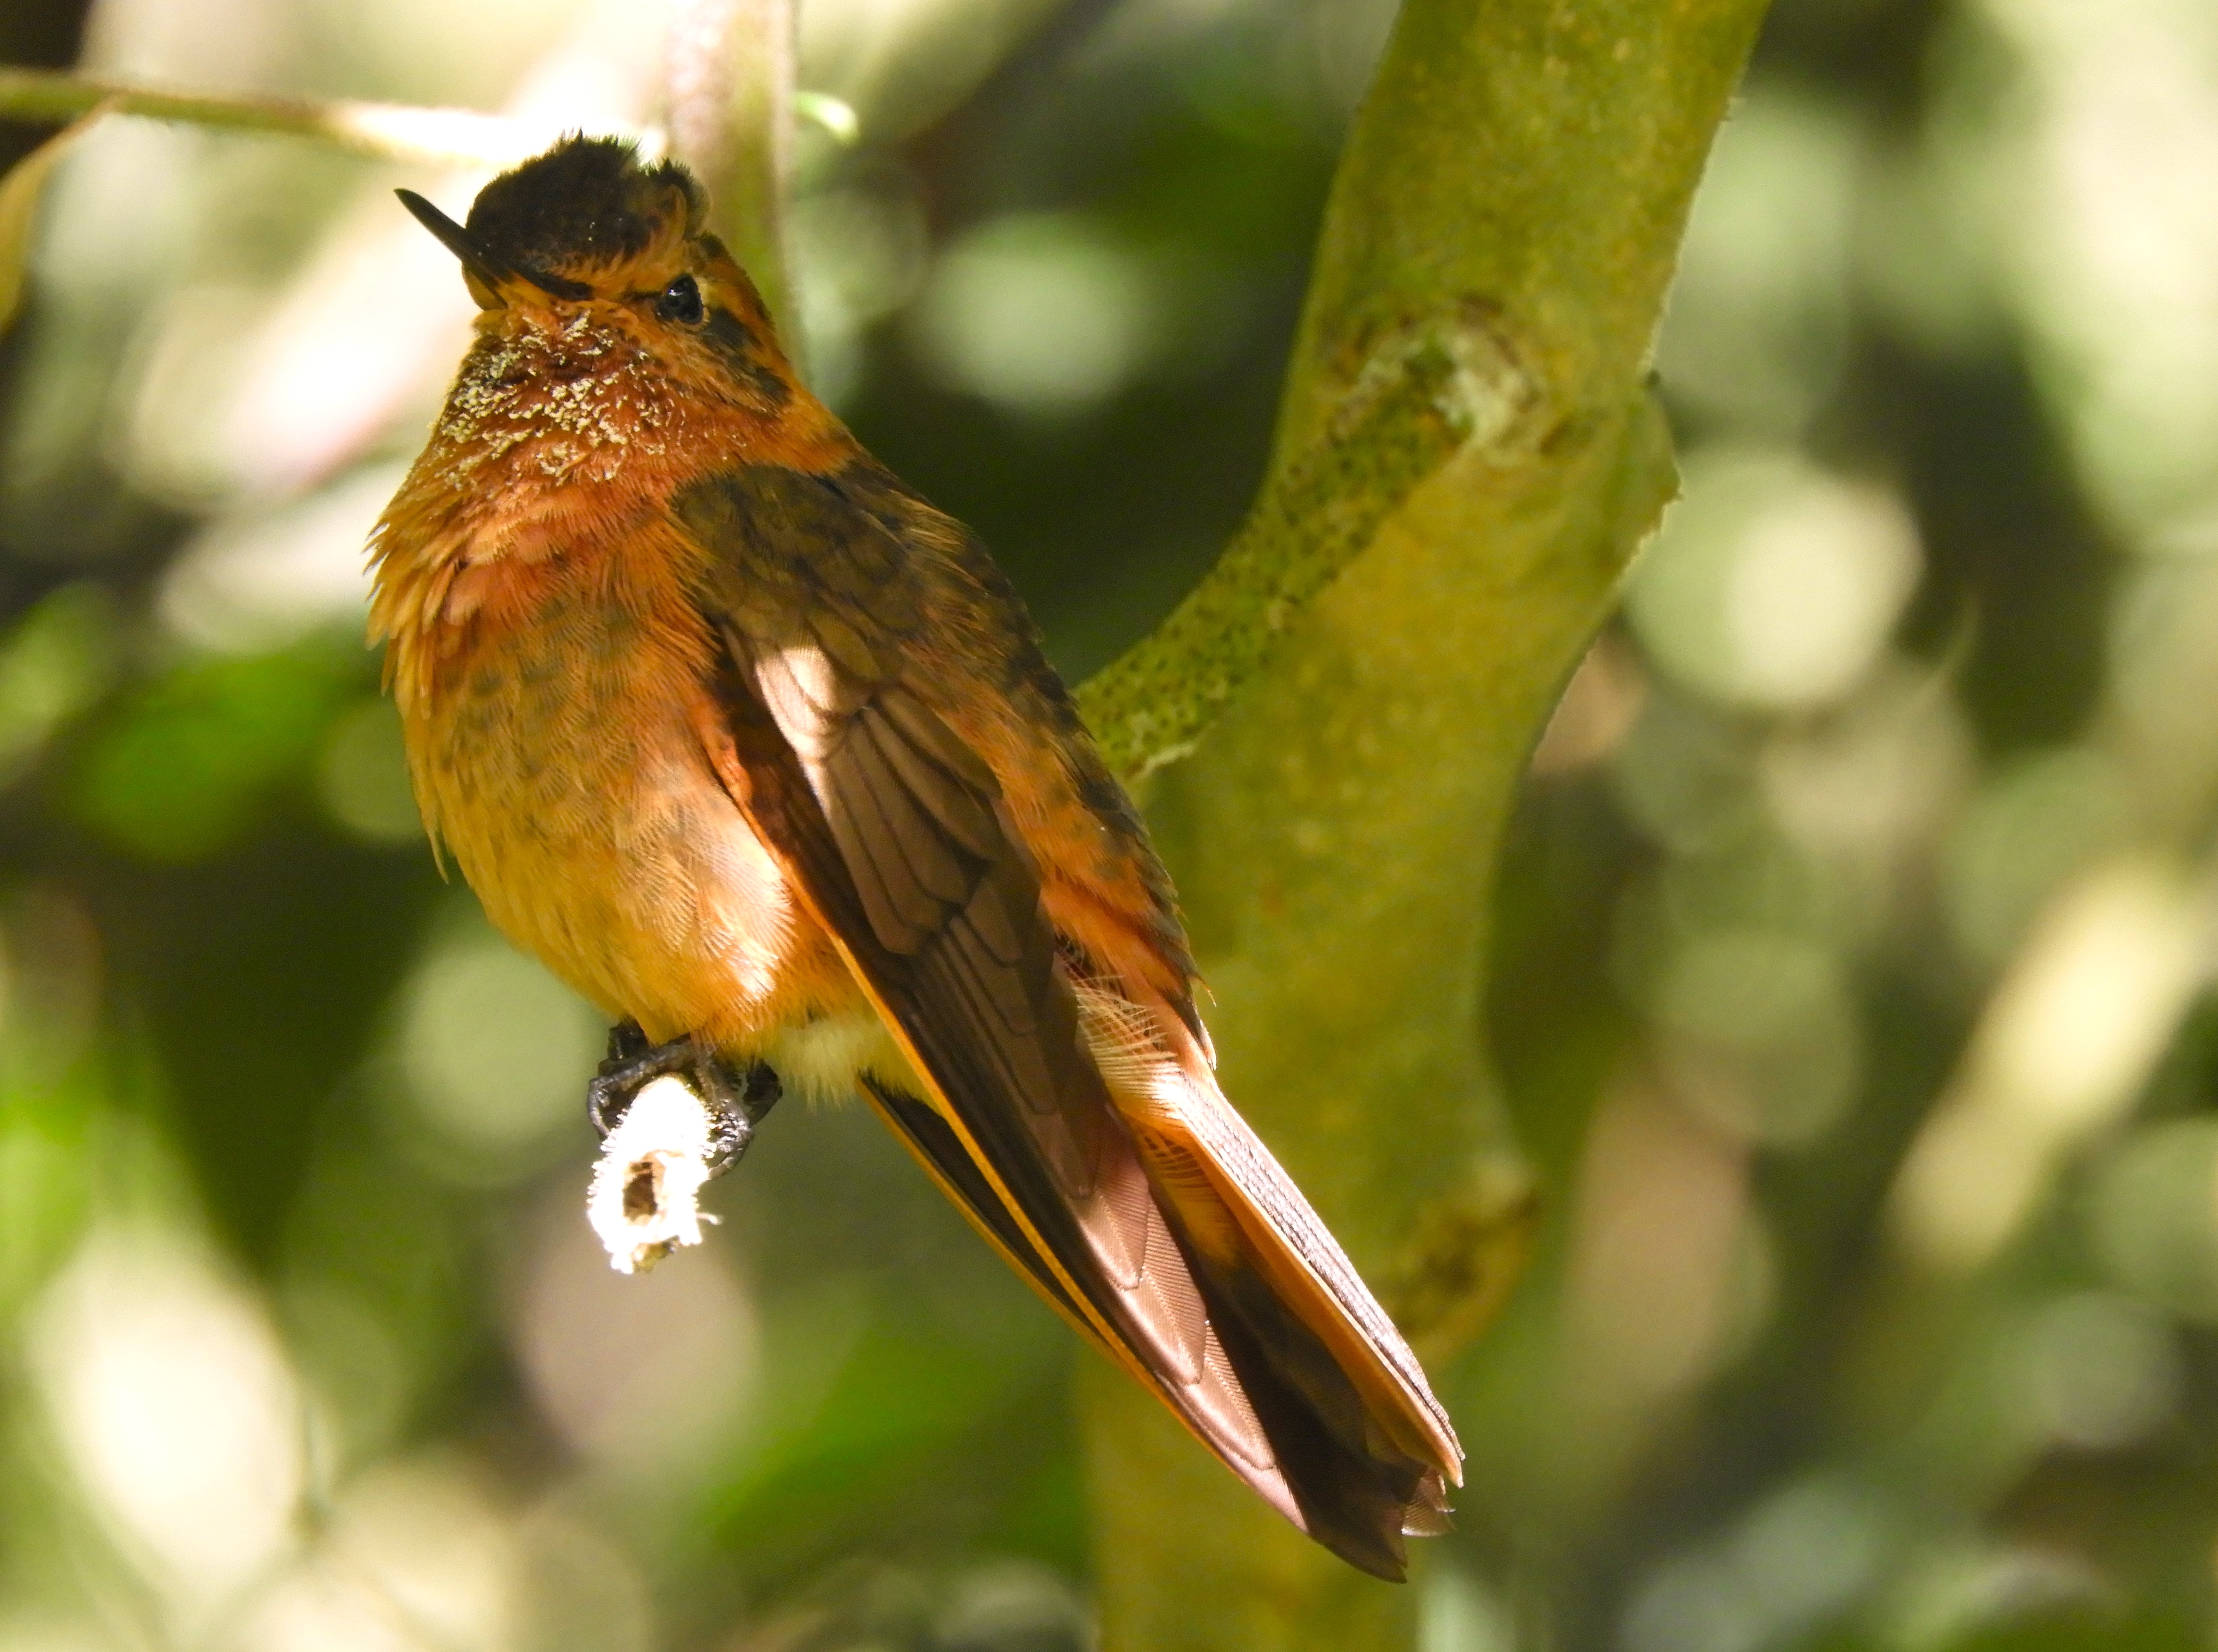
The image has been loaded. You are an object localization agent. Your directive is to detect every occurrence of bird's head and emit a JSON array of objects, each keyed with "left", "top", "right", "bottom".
[{"left": 398, "top": 135, "right": 791, "bottom": 411}]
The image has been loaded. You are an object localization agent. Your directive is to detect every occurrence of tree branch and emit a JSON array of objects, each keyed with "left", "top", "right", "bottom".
[
  {"left": 1076, "top": 0, "right": 1768, "bottom": 1644},
  {"left": 1077, "top": 310, "right": 1540, "bottom": 781},
  {"left": 0, "top": 67, "right": 612, "bottom": 169}
]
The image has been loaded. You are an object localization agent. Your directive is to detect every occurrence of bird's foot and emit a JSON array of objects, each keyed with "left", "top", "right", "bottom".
[{"left": 588, "top": 1019, "right": 781, "bottom": 1174}]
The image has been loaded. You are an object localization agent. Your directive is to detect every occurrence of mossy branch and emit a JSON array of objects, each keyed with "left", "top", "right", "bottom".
[
  {"left": 1076, "top": 0, "right": 1768, "bottom": 1646},
  {"left": 1077, "top": 0, "right": 1776, "bottom": 796},
  {"left": 1078, "top": 310, "right": 1542, "bottom": 782}
]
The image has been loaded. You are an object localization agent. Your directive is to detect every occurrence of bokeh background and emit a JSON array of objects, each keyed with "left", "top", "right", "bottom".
[{"left": 2, "top": 0, "right": 2216, "bottom": 1647}]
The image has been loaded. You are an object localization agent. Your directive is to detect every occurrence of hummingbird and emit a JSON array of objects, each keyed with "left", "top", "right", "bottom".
[{"left": 370, "top": 135, "right": 1460, "bottom": 1579}]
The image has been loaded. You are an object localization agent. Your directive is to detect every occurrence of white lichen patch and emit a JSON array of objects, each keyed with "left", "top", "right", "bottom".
[
  {"left": 587, "top": 1074, "right": 719, "bottom": 1274},
  {"left": 1340, "top": 301, "right": 1545, "bottom": 462}
]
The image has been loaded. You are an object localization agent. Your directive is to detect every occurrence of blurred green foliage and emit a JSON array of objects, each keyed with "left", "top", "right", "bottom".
[
  {"left": 3, "top": 0, "right": 2218, "bottom": 1649},
  {"left": 71, "top": 637, "right": 359, "bottom": 860}
]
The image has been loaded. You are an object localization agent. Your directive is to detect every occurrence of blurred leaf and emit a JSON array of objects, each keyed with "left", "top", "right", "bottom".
[
  {"left": 71, "top": 641, "right": 359, "bottom": 862},
  {"left": 981, "top": 1447, "right": 1088, "bottom": 1577},
  {"left": 1946, "top": 1607, "right": 2203, "bottom": 1652},
  {"left": 314, "top": 695, "right": 423, "bottom": 845},
  {"left": 0, "top": 1070, "right": 97, "bottom": 1311},
  {"left": 712, "top": 1324, "right": 1027, "bottom": 1576},
  {"left": 0, "top": 105, "right": 109, "bottom": 335},
  {"left": 0, "top": 584, "right": 118, "bottom": 781}
]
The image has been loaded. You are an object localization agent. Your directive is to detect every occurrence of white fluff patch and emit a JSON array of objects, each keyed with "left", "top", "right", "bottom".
[
  {"left": 587, "top": 1075, "right": 719, "bottom": 1274},
  {"left": 767, "top": 1011, "right": 912, "bottom": 1106}
]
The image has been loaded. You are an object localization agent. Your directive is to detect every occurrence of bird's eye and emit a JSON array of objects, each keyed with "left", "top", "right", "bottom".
[{"left": 656, "top": 274, "right": 705, "bottom": 326}]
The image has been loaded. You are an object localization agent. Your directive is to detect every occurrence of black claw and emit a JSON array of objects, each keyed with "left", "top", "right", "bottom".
[
  {"left": 702, "top": 1060, "right": 782, "bottom": 1166},
  {"left": 603, "top": 1017, "right": 650, "bottom": 1067},
  {"left": 586, "top": 1027, "right": 688, "bottom": 1137},
  {"left": 588, "top": 1025, "right": 783, "bottom": 1178}
]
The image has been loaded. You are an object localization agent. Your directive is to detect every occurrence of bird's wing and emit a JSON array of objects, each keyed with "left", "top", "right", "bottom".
[{"left": 671, "top": 461, "right": 1446, "bottom": 1578}]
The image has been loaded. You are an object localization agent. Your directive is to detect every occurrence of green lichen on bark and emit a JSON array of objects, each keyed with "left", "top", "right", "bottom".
[
  {"left": 1077, "top": 311, "right": 1538, "bottom": 782},
  {"left": 1073, "top": 0, "right": 1768, "bottom": 1646}
]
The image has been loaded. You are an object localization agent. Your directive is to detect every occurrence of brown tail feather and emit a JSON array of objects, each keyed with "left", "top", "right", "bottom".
[
  {"left": 862, "top": 1068, "right": 1451, "bottom": 1581},
  {"left": 1136, "top": 1064, "right": 1465, "bottom": 1487},
  {"left": 1164, "top": 1204, "right": 1450, "bottom": 1579}
]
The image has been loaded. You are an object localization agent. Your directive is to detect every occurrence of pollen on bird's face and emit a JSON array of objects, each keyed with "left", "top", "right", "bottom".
[{"left": 431, "top": 309, "right": 684, "bottom": 484}]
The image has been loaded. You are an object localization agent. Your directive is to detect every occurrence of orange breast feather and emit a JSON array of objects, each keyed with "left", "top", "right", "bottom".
[{"left": 375, "top": 484, "right": 860, "bottom": 1051}]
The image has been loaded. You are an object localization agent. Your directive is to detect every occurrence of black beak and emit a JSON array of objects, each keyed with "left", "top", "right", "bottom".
[{"left": 395, "top": 189, "right": 591, "bottom": 302}]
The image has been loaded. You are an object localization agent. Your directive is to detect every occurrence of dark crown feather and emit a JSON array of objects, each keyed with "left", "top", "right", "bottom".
[{"left": 465, "top": 136, "right": 705, "bottom": 276}]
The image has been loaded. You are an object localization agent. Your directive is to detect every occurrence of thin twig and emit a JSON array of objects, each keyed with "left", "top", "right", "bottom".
[{"left": 0, "top": 66, "right": 640, "bottom": 170}]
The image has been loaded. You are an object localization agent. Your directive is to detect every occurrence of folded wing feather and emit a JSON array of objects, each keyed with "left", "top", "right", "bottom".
[{"left": 674, "top": 462, "right": 1459, "bottom": 1577}]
